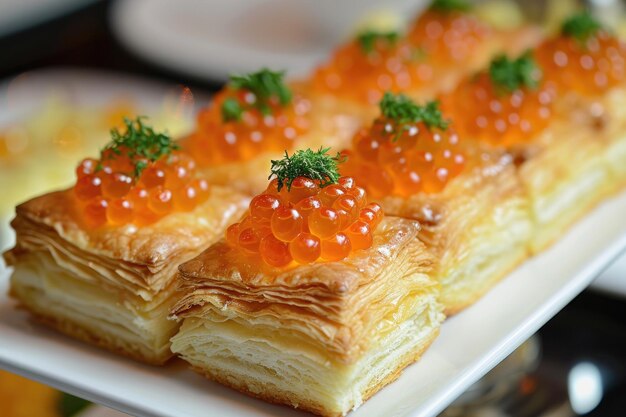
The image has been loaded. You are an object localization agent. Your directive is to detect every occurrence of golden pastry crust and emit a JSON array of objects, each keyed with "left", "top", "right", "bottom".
[
  {"left": 9, "top": 247, "right": 180, "bottom": 365},
  {"left": 177, "top": 216, "right": 425, "bottom": 294}
]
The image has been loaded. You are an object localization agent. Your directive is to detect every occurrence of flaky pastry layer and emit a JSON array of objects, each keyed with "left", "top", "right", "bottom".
[
  {"left": 170, "top": 217, "right": 444, "bottom": 416},
  {"left": 3, "top": 184, "right": 249, "bottom": 363},
  {"left": 11, "top": 251, "right": 177, "bottom": 364},
  {"left": 172, "top": 298, "right": 440, "bottom": 417}
]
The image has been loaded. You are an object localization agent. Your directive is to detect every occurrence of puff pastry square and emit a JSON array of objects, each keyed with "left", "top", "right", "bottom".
[
  {"left": 512, "top": 115, "right": 614, "bottom": 252},
  {"left": 3, "top": 186, "right": 248, "bottom": 364},
  {"left": 170, "top": 217, "right": 444, "bottom": 417},
  {"left": 378, "top": 150, "right": 533, "bottom": 313}
]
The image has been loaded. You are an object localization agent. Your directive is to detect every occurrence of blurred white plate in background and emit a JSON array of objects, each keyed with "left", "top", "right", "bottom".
[
  {"left": 0, "top": 0, "right": 97, "bottom": 37},
  {"left": 0, "top": 68, "right": 208, "bottom": 125},
  {"left": 110, "top": 0, "right": 427, "bottom": 81}
]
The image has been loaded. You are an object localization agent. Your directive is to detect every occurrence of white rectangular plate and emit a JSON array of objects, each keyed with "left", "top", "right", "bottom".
[
  {"left": 591, "top": 248, "right": 626, "bottom": 298},
  {"left": 1, "top": 191, "right": 625, "bottom": 417}
]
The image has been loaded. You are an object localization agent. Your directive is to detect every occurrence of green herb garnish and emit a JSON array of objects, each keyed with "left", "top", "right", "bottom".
[
  {"left": 379, "top": 92, "right": 449, "bottom": 140},
  {"left": 221, "top": 68, "right": 292, "bottom": 121},
  {"left": 488, "top": 52, "right": 540, "bottom": 94},
  {"left": 429, "top": 0, "right": 471, "bottom": 13},
  {"left": 269, "top": 148, "right": 343, "bottom": 192},
  {"left": 562, "top": 11, "right": 602, "bottom": 42},
  {"left": 221, "top": 97, "right": 243, "bottom": 122},
  {"left": 99, "top": 116, "right": 179, "bottom": 178},
  {"left": 357, "top": 30, "right": 400, "bottom": 54}
]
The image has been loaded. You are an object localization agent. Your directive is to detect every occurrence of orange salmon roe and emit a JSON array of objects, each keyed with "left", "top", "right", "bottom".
[
  {"left": 536, "top": 31, "right": 626, "bottom": 97},
  {"left": 407, "top": 8, "right": 490, "bottom": 69},
  {"left": 226, "top": 176, "right": 383, "bottom": 266},
  {"left": 341, "top": 95, "right": 466, "bottom": 198},
  {"left": 441, "top": 55, "right": 555, "bottom": 147},
  {"left": 184, "top": 71, "right": 310, "bottom": 167},
  {"left": 312, "top": 32, "right": 431, "bottom": 105},
  {"left": 74, "top": 151, "right": 208, "bottom": 227}
]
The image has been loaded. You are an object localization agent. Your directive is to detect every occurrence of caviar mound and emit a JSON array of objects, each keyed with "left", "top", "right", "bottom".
[
  {"left": 225, "top": 176, "right": 383, "bottom": 267},
  {"left": 73, "top": 118, "right": 209, "bottom": 228},
  {"left": 341, "top": 94, "right": 466, "bottom": 198},
  {"left": 407, "top": 8, "right": 490, "bottom": 69},
  {"left": 312, "top": 31, "right": 431, "bottom": 105},
  {"left": 74, "top": 151, "right": 209, "bottom": 227},
  {"left": 536, "top": 31, "right": 626, "bottom": 98},
  {"left": 441, "top": 54, "right": 555, "bottom": 147},
  {"left": 185, "top": 70, "right": 311, "bottom": 167}
]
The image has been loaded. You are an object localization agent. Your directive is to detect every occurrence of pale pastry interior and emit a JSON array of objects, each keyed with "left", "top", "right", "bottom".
[
  {"left": 172, "top": 298, "right": 439, "bottom": 417},
  {"left": 11, "top": 251, "right": 177, "bottom": 363}
]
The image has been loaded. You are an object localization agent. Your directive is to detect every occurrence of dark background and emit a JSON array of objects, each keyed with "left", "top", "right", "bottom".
[{"left": 0, "top": 0, "right": 223, "bottom": 94}]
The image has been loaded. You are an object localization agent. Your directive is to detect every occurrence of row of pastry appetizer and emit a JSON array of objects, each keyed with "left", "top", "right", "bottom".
[
  {"left": 180, "top": 0, "right": 541, "bottom": 195},
  {"left": 4, "top": 2, "right": 626, "bottom": 416},
  {"left": 169, "top": 10, "right": 626, "bottom": 413},
  {"left": 303, "top": 0, "right": 540, "bottom": 151}
]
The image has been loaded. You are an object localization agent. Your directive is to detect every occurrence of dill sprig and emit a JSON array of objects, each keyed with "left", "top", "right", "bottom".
[
  {"left": 222, "top": 68, "right": 292, "bottom": 121},
  {"left": 379, "top": 92, "right": 449, "bottom": 140},
  {"left": 221, "top": 97, "right": 243, "bottom": 122},
  {"left": 99, "top": 116, "right": 179, "bottom": 178},
  {"left": 429, "top": 0, "right": 471, "bottom": 13},
  {"left": 357, "top": 30, "right": 400, "bottom": 54},
  {"left": 269, "top": 148, "right": 343, "bottom": 192},
  {"left": 562, "top": 11, "right": 602, "bottom": 42},
  {"left": 488, "top": 52, "right": 540, "bottom": 94}
]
